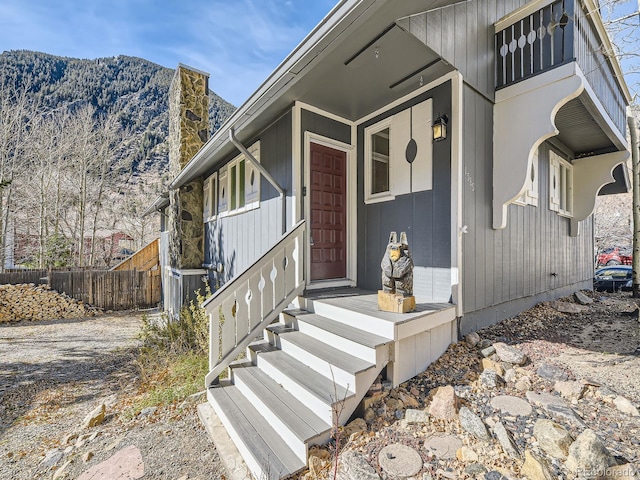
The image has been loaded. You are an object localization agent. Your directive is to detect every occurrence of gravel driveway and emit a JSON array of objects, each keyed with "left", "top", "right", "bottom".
[{"left": 0, "top": 312, "right": 224, "bottom": 480}]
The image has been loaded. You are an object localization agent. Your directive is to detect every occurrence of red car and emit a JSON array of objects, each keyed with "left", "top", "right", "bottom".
[{"left": 597, "top": 247, "right": 632, "bottom": 266}]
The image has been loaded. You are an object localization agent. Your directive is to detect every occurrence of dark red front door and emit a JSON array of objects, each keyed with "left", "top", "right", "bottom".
[{"left": 309, "top": 142, "right": 347, "bottom": 281}]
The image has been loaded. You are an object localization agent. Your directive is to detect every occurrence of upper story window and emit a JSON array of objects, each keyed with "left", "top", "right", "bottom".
[
  {"left": 515, "top": 150, "right": 539, "bottom": 207},
  {"left": 549, "top": 150, "right": 573, "bottom": 217}
]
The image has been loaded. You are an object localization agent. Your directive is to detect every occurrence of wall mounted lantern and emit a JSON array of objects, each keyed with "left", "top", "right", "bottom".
[{"left": 432, "top": 114, "right": 448, "bottom": 142}]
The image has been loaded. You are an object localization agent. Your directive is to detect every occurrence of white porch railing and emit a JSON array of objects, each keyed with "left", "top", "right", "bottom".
[{"left": 204, "top": 220, "right": 306, "bottom": 386}]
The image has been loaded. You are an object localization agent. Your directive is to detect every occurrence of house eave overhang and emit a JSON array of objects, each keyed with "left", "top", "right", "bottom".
[{"left": 170, "top": 0, "right": 461, "bottom": 189}]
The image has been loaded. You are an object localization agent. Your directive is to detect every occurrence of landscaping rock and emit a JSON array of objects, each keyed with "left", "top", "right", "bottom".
[
  {"left": 480, "top": 370, "right": 502, "bottom": 388},
  {"left": 77, "top": 445, "right": 144, "bottom": 480},
  {"left": 613, "top": 396, "right": 640, "bottom": 417},
  {"left": 493, "top": 342, "right": 527, "bottom": 365},
  {"left": 465, "top": 332, "right": 481, "bottom": 347},
  {"left": 536, "top": 363, "right": 569, "bottom": 382},
  {"left": 533, "top": 419, "right": 574, "bottom": 459},
  {"left": 526, "top": 391, "right": 567, "bottom": 408},
  {"left": 82, "top": 404, "right": 106, "bottom": 429},
  {"left": 456, "top": 446, "right": 479, "bottom": 462},
  {"left": 493, "top": 422, "right": 521, "bottom": 459},
  {"left": 424, "top": 434, "right": 463, "bottom": 460},
  {"left": 480, "top": 346, "right": 496, "bottom": 358},
  {"left": 574, "top": 291, "right": 593, "bottom": 305},
  {"left": 405, "top": 409, "right": 429, "bottom": 424},
  {"left": 545, "top": 404, "right": 586, "bottom": 428},
  {"left": 490, "top": 395, "right": 532, "bottom": 417},
  {"left": 343, "top": 418, "right": 367, "bottom": 439},
  {"left": 458, "top": 406, "right": 491, "bottom": 441},
  {"left": 551, "top": 301, "right": 588, "bottom": 314},
  {"left": 565, "top": 429, "right": 615, "bottom": 478},
  {"left": 521, "top": 450, "right": 554, "bottom": 480},
  {"left": 338, "top": 451, "right": 380, "bottom": 480},
  {"left": 554, "top": 380, "right": 586, "bottom": 401},
  {"left": 40, "top": 449, "right": 64, "bottom": 469},
  {"left": 465, "top": 463, "right": 488, "bottom": 476},
  {"left": 428, "top": 385, "right": 458, "bottom": 420},
  {"left": 378, "top": 444, "right": 423, "bottom": 478},
  {"left": 503, "top": 368, "right": 516, "bottom": 383},
  {"left": 515, "top": 376, "right": 532, "bottom": 392}
]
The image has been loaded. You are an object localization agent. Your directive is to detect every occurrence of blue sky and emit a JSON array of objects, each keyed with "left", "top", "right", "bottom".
[{"left": 0, "top": 0, "right": 337, "bottom": 106}]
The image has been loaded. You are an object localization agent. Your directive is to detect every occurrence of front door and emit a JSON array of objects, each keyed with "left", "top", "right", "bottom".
[{"left": 309, "top": 142, "right": 347, "bottom": 281}]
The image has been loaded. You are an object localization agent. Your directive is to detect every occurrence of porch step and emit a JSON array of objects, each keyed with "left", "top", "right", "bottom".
[
  {"left": 231, "top": 361, "right": 331, "bottom": 460},
  {"left": 284, "top": 310, "right": 391, "bottom": 364},
  {"left": 266, "top": 325, "right": 375, "bottom": 388},
  {"left": 207, "top": 381, "right": 306, "bottom": 480},
  {"left": 249, "top": 340, "right": 355, "bottom": 424}
]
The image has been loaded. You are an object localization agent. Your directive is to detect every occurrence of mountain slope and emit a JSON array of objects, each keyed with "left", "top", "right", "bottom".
[{"left": 0, "top": 50, "right": 236, "bottom": 173}]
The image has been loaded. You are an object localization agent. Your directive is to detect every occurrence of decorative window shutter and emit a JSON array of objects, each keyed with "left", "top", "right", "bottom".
[
  {"left": 203, "top": 180, "right": 210, "bottom": 219},
  {"left": 549, "top": 152, "right": 560, "bottom": 212}
]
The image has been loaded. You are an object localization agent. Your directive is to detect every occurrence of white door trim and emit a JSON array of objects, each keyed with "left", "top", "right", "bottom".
[{"left": 304, "top": 132, "right": 356, "bottom": 289}]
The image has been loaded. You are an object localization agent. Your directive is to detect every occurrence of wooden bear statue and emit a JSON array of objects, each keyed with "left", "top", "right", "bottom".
[{"left": 381, "top": 231, "right": 413, "bottom": 297}]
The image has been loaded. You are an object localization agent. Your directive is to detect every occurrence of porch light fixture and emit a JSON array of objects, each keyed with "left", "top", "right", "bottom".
[{"left": 432, "top": 114, "right": 448, "bottom": 142}]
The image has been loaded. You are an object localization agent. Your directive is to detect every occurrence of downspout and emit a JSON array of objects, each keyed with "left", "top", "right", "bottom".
[{"left": 229, "top": 128, "right": 287, "bottom": 235}]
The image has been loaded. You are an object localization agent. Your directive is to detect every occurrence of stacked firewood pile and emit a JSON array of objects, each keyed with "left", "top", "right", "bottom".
[{"left": 0, "top": 283, "right": 101, "bottom": 323}]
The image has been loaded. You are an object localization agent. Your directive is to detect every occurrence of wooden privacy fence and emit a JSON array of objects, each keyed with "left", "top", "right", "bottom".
[{"left": 0, "top": 268, "right": 161, "bottom": 311}]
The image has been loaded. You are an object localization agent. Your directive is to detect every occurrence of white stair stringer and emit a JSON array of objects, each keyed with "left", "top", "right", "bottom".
[{"left": 207, "top": 303, "right": 393, "bottom": 480}]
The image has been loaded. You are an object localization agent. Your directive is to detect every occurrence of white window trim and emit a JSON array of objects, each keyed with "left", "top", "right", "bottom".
[
  {"left": 514, "top": 150, "right": 539, "bottom": 207},
  {"left": 218, "top": 141, "right": 261, "bottom": 218},
  {"left": 549, "top": 150, "right": 573, "bottom": 218},
  {"left": 364, "top": 118, "right": 394, "bottom": 204},
  {"left": 204, "top": 172, "right": 217, "bottom": 223}
]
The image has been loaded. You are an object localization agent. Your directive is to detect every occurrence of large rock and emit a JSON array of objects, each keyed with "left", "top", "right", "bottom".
[
  {"left": 521, "top": 450, "right": 555, "bottom": 480},
  {"left": 574, "top": 291, "right": 593, "bottom": 305},
  {"left": 81, "top": 404, "right": 106, "bottom": 429},
  {"left": 613, "top": 396, "right": 640, "bottom": 417},
  {"left": 526, "top": 391, "right": 568, "bottom": 408},
  {"left": 458, "top": 406, "right": 491, "bottom": 442},
  {"left": 465, "top": 332, "right": 481, "bottom": 347},
  {"left": 480, "top": 370, "right": 503, "bottom": 389},
  {"left": 536, "top": 363, "right": 569, "bottom": 382},
  {"left": 337, "top": 451, "right": 380, "bottom": 480},
  {"left": 493, "top": 422, "right": 521, "bottom": 459},
  {"left": 493, "top": 343, "right": 527, "bottom": 365},
  {"left": 565, "top": 429, "right": 615, "bottom": 479},
  {"left": 424, "top": 435, "right": 463, "bottom": 460},
  {"left": 428, "top": 386, "right": 458, "bottom": 420},
  {"left": 405, "top": 409, "right": 429, "bottom": 424},
  {"left": 490, "top": 395, "right": 533, "bottom": 417},
  {"left": 77, "top": 445, "right": 144, "bottom": 480},
  {"left": 545, "top": 404, "right": 586, "bottom": 428},
  {"left": 554, "top": 380, "right": 586, "bottom": 401},
  {"left": 378, "top": 444, "right": 423, "bottom": 478},
  {"left": 533, "top": 419, "right": 573, "bottom": 459},
  {"left": 551, "top": 301, "right": 588, "bottom": 314}
]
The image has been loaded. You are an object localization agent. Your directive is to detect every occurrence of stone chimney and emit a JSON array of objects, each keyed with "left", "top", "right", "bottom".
[{"left": 168, "top": 65, "right": 209, "bottom": 270}]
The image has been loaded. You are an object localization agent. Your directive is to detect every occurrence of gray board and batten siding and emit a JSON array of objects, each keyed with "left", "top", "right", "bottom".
[
  {"left": 397, "top": 0, "right": 529, "bottom": 102},
  {"left": 205, "top": 111, "right": 294, "bottom": 288},
  {"left": 357, "top": 81, "right": 452, "bottom": 304},
  {"left": 461, "top": 85, "right": 593, "bottom": 334}
]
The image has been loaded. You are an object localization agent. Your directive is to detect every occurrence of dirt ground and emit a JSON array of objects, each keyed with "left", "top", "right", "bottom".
[
  {"left": 0, "top": 311, "right": 224, "bottom": 480},
  {"left": 0, "top": 292, "right": 639, "bottom": 480}
]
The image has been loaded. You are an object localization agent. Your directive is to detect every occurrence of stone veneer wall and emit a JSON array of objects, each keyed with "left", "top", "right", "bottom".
[{"left": 167, "top": 66, "right": 209, "bottom": 270}]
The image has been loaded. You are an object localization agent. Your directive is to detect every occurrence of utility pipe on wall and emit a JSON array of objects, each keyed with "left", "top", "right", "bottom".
[{"left": 228, "top": 128, "right": 287, "bottom": 235}]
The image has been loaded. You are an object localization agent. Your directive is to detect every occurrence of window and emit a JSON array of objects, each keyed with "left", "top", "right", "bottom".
[
  {"left": 549, "top": 151, "right": 573, "bottom": 217},
  {"left": 364, "top": 119, "right": 393, "bottom": 203},
  {"left": 219, "top": 141, "right": 261, "bottom": 216},
  {"left": 363, "top": 99, "right": 433, "bottom": 203},
  {"left": 515, "top": 150, "right": 539, "bottom": 206},
  {"left": 203, "top": 172, "right": 217, "bottom": 221}
]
